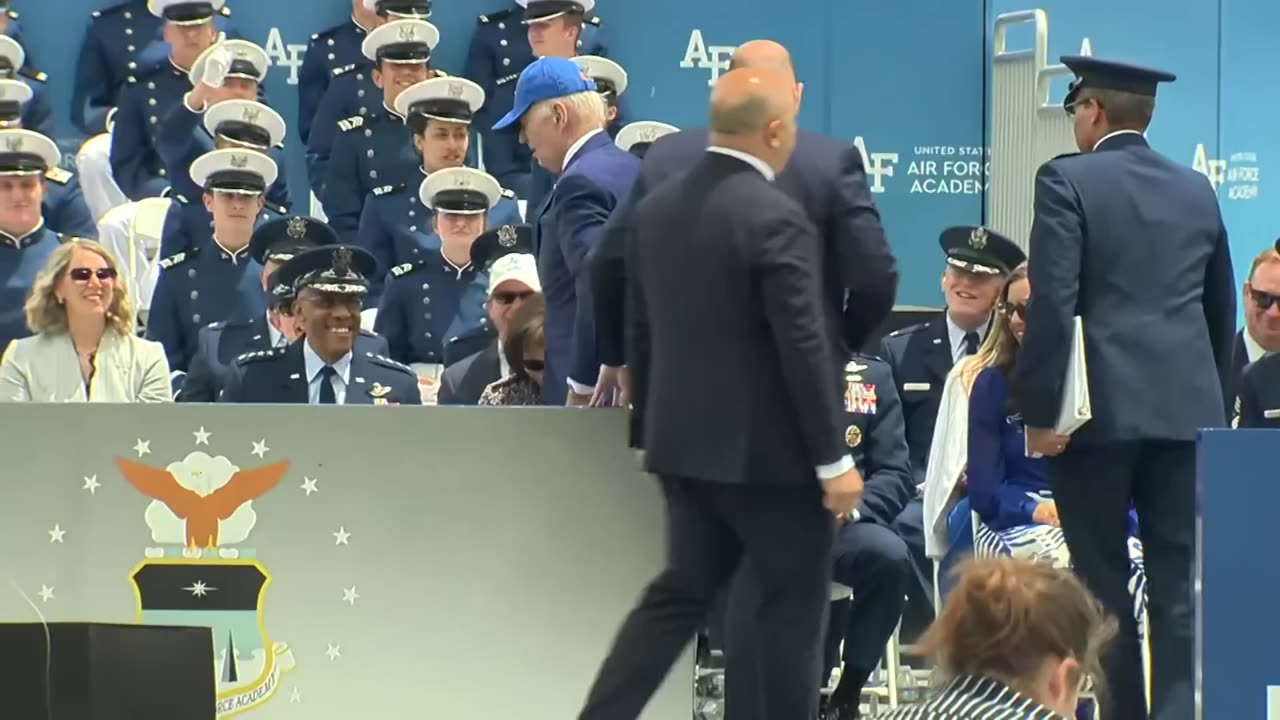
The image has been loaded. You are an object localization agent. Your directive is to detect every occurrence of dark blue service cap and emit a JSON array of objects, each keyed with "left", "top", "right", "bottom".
[
  {"left": 249, "top": 216, "right": 338, "bottom": 267},
  {"left": 522, "top": 0, "right": 592, "bottom": 23},
  {"left": 278, "top": 245, "right": 379, "bottom": 297},
  {"left": 1061, "top": 55, "right": 1176, "bottom": 107},
  {"left": 939, "top": 225, "right": 1026, "bottom": 276},
  {"left": 470, "top": 223, "right": 534, "bottom": 271},
  {"left": 266, "top": 267, "right": 294, "bottom": 307},
  {"left": 375, "top": 0, "right": 432, "bottom": 18}
]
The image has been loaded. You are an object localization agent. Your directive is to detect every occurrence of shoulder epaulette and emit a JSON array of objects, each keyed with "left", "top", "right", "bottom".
[
  {"left": 389, "top": 261, "right": 424, "bottom": 278},
  {"left": 264, "top": 201, "right": 289, "bottom": 216},
  {"left": 372, "top": 183, "right": 403, "bottom": 197},
  {"left": 366, "top": 352, "right": 414, "bottom": 374},
  {"left": 158, "top": 248, "right": 197, "bottom": 270},
  {"left": 851, "top": 351, "right": 886, "bottom": 364},
  {"left": 7, "top": 10, "right": 18, "bottom": 21},
  {"left": 1050, "top": 152, "right": 1081, "bottom": 161},
  {"left": 174, "top": 194, "right": 190, "bottom": 205},
  {"left": 589, "top": 15, "right": 602, "bottom": 26},
  {"left": 359, "top": 328, "right": 380, "bottom": 338},
  {"left": 332, "top": 63, "right": 358, "bottom": 77},
  {"left": 235, "top": 347, "right": 286, "bottom": 365},
  {"left": 432, "top": 69, "right": 448, "bottom": 78},
  {"left": 207, "top": 320, "right": 229, "bottom": 330},
  {"left": 91, "top": 3, "right": 130, "bottom": 19},
  {"left": 45, "top": 167, "right": 73, "bottom": 185},
  {"left": 338, "top": 114, "right": 365, "bottom": 132},
  {"left": 18, "top": 66, "right": 47, "bottom": 84},
  {"left": 55, "top": 233, "right": 86, "bottom": 244},
  {"left": 478, "top": 8, "right": 512, "bottom": 24},
  {"left": 887, "top": 322, "right": 929, "bottom": 339},
  {"left": 312, "top": 23, "right": 345, "bottom": 42},
  {"left": 500, "top": 187, "right": 515, "bottom": 199},
  {"left": 219, "top": 5, "right": 232, "bottom": 17}
]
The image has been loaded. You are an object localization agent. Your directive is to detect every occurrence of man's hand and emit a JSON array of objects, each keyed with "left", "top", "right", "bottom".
[
  {"left": 1026, "top": 426, "right": 1071, "bottom": 457},
  {"left": 823, "top": 467, "right": 864, "bottom": 517},
  {"left": 590, "top": 365, "right": 631, "bottom": 408},
  {"left": 1032, "top": 501, "right": 1061, "bottom": 527},
  {"left": 566, "top": 389, "right": 593, "bottom": 407}
]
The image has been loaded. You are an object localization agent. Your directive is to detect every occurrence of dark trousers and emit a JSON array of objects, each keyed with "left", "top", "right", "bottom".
[
  {"left": 891, "top": 499, "right": 935, "bottom": 640},
  {"left": 579, "top": 474, "right": 833, "bottom": 720},
  {"left": 1050, "top": 440, "right": 1195, "bottom": 720},
  {"left": 825, "top": 522, "right": 911, "bottom": 675}
]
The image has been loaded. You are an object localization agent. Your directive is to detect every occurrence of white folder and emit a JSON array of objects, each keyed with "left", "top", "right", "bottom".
[{"left": 1056, "top": 315, "right": 1092, "bottom": 436}]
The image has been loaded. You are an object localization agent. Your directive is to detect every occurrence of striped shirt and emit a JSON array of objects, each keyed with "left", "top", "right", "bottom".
[{"left": 874, "top": 675, "right": 1068, "bottom": 720}]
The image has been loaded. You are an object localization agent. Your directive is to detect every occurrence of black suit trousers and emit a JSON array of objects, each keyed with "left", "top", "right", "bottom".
[
  {"left": 579, "top": 474, "right": 833, "bottom": 720},
  {"left": 1049, "top": 440, "right": 1195, "bottom": 720}
]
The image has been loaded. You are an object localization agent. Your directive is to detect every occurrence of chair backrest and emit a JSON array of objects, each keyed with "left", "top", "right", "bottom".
[
  {"left": 360, "top": 307, "right": 378, "bottom": 332},
  {"left": 131, "top": 197, "right": 171, "bottom": 258}
]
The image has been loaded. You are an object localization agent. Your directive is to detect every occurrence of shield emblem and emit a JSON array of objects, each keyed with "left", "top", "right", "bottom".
[
  {"left": 286, "top": 216, "right": 308, "bottom": 240},
  {"left": 497, "top": 224, "right": 517, "bottom": 247},
  {"left": 969, "top": 227, "right": 988, "bottom": 249}
]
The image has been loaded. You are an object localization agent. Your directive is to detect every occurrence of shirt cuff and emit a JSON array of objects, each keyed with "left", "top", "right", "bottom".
[
  {"left": 567, "top": 378, "right": 594, "bottom": 395},
  {"left": 816, "top": 455, "right": 855, "bottom": 484},
  {"left": 183, "top": 91, "right": 205, "bottom": 114}
]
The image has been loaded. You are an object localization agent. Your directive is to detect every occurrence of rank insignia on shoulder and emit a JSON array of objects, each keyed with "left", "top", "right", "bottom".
[
  {"left": 220, "top": 5, "right": 232, "bottom": 16},
  {"left": 390, "top": 262, "right": 418, "bottom": 277},
  {"left": 338, "top": 115, "right": 365, "bottom": 132},
  {"left": 589, "top": 16, "right": 601, "bottom": 25},
  {"left": 367, "top": 352, "right": 413, "bottom": 373},
  {"left": 19, "top": 67, "right": 48, "bottom": 84},
  {"left": 372, "top": 184, "right": 400, "bottom": 196},
  {"left": 844, "top": 380, "right": 878, "bottom": 415},
  {"left": 7, "top": 9, "right": 19, "bottom": 20},
  {"left": 175, "top": 194, "right": 190, "bottom": 205},
  {"left": 500, "top": 187, "right": 515, "bottom": 199},
  {"left": 44, "top": 167, "right": 73, "bottom": 185}
]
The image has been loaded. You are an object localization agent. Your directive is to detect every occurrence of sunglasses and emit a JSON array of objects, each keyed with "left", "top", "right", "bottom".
[
  {"left": 493, "top": 290, "right": 534, "bottom": 305},
  {"left": 69, "top": 267, "right": 117, "bottom": 282},
  {"left": 1001, "top": 301, "right": 1028, "bottom": 320},
  {"left": 523, "top": 358, "right": 545, "bottom": 372},
  {"left": 1249, "top": 287, "right": 1280, "bottom": 311}
]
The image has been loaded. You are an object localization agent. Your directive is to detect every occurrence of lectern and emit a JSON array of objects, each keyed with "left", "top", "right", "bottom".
[{"left": 0, "top": 622, "right": 215, "bottom": 720}]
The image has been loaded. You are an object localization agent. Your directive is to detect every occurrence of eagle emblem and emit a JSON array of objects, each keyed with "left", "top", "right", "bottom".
[
  {"left": 332, "top": 246, "right": 353, "bottom": 276},
  {"left": 497, "top": 224, "right": 517, "bottom": 247},
  {"left": 969, "top": 227, "right": 988, "bottom": 250},
  {"left": 286, "top": 216, "right": 308, "bottom": 240},
  {"left": 229, "top": 153, "right": 249, "bottom": 169}
]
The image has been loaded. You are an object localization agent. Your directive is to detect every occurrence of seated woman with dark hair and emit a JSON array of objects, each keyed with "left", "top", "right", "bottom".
[
  {"left": 479, "top": 294, "right": 546, "bottom": 407},
  {"left": 878, "top": 557, "right": 1116, "bottom": 719}
]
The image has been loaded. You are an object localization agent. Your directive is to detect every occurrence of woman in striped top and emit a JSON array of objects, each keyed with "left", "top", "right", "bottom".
[{"left": 876, "top": 557, "right": 1115, "bottom": 719}]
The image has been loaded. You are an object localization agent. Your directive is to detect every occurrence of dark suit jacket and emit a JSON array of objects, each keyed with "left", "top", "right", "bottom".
[
  {"left": 1237, "top": 351, "right": 1280, "bottom": 428},
  {"left": 1226, "top": 329, "right": 1249, "bottom": 420},
  {"left": 594, "top": 128, "right": 897, "bottom": 371},
  {"left": 535, "top": 131, "right": 640, "bottom": 404},
  {"left": 628, "top": 152, "right": 846, "bottom": 486},
  {"left": 1014, "top": 133, "right": 1236, "bottom": 442},
  {"left": 437, "top": 342, "right": 501, "bottom": 406}
]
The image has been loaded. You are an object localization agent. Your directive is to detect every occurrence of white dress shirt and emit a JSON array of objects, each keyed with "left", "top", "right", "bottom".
[
  {"left": 706, "top": 146, "right": 851, "bottom": 486},
  {"left": 946, "top": 312, "right": 991, "bottom": 363},
  {"left": 303, "top": 341, "right": 353, "bottom": 405},
  {"left": 1244, "top": 328, "right": 1270, "bottom": 363},
  {"left": 561, "top": 128, "right": 604, "bottom": 172},
  {"left": 1092, "top": 129, "right": 1144, "bottom": 151},
  {"left": 266, "top": 313, "right": 287, "bottom": 348}
]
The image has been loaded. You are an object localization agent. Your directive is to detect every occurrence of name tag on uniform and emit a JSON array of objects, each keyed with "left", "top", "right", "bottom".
[
  {"left": 1265, "top": 409, "right": 1280, "bottom": 419},
  {"left": 844, "top": 382, "right": 877, "bottom": 414},
  {"left": 904, "top": 382, "right": 931, "bottom": 392}
]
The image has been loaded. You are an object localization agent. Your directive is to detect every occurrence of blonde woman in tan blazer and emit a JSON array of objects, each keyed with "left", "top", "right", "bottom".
[{"left": 0, "top": 239, "right": 171, "bottom": 402}]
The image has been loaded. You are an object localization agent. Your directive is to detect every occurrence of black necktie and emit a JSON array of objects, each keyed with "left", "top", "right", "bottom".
[
  {"left": 964, "top": 332, "right": 981, "bottom": 356},
  {"left": 318, "top": 366, "right": 337, "bottom": 405}
]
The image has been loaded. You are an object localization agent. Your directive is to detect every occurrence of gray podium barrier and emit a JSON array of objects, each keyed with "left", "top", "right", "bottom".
[{"left": 0, "top": 405, "right": 691, "bottom": 720}]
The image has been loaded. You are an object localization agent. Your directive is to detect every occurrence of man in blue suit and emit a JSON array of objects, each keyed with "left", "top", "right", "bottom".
[
  {"left": 1014, "top": 56, "right": 1236, "bottom": 720},
  {"left": 464, "top": 0, "right": 606, "bottom": 197},
  {"left": 220, "top": 244, "right": 422, "bottom": 405},
  {"left": 492, "top": 56, "right": 639, "bottom": 406}
]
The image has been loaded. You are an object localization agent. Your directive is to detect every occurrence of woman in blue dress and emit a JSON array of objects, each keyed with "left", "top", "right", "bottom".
[{"left": 949, "top": 263, "right": 1147, "bottom": 630}]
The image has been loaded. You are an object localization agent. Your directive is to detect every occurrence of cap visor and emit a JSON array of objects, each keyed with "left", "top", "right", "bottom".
[{"left": 491, "top": 106, "right": 525, "bottom": 131}]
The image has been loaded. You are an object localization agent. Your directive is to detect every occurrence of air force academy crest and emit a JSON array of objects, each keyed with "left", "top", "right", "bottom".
[{"left": 118, "top": 447, "right": 295, "bottom": 717}]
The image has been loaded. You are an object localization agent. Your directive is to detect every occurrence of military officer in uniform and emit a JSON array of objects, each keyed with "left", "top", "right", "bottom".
[
  {"left": 0, "top": 129, "right": 67, "bottom": 353},
  {"left": 880, "top": 224, "right": 1024, "bottom": 634},
  {"left": 146, "top": 149, "right": 276, "bottom": 373},
  {"left": 220, "top": 244, "right": 422, "bottom": 405},
  {"left": 374, "top": 167, "right": 505, "bottom": 384},
  {"left": 0, "top": 35, "right": 50, "bottom": 138},
  {"left": 464, "top": 0, "right": 605, "bottom": 197},
  {"left": 297, "top": 0, "right": 386, "bottom": 147},
  {"left": 357, "top": 76, "right": 520, "bottom": 300},
  {"left": 1014, "top": 57, "right": 1235, "bottom": 720},
  {"left": 111, "top": 0, "right": 227, "bottom": 201},
  {"left": 0, "top": 80, "right": 96, "bottom": 240},
  {"left": 615, "top": 120, "right": 678, "bottom": 159},
  {"left": 322, "top": 18, "right": 439, "bottom": 240},
  {"left": 179, "top": 216, "right": 389, "bottom": 401},
  {"left": 71, "top": 0, "right": 237, "bottom": 136},
  {"left": 438, "top": 223, "right": 540, "bottom": 405}
]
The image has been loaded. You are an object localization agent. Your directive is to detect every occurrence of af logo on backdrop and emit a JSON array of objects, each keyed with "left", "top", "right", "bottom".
[
  {"left": 681, "top": 30, "right": 736, "bottom": 87},
  {"left": 1192, "top": 143, "right": 1260, "bottom": 200},
  {"left": 851, "top": 136, "right": 988, "bottom": 196},
  {"left": 264, "top": 28, "right": 308, "bottom": 85}
]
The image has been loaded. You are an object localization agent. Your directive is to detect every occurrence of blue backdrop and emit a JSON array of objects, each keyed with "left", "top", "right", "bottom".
[{"left": 18, "top": 0, "right": 1274, "bottom": 308}]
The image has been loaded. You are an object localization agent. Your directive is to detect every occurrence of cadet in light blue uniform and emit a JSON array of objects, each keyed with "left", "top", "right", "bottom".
[
  {"left": 110, "top": 0, "right": 226, "bottom": 200},
  {"left": 464, "top": 0, "right": 606, "bottom": 197},
  {"left": 306, "top": 0, "right": 436, "bottom": 197},
  {"left": 0, "top": 129, "right": 67, "bottom": 353},
  {"left": 146, "top": 149, "right": 275, "bottom": 373},
  {"left": 374, "top": 167, "right": 501, "bottom": 371},
  {"left": 0, "top": 80, "right": 96, "bottom": 240},
  {"left": 357, "top": 75, "right": 520, "bottom": 301},
  {"left": 220, "top": 244, "right": 422, "bottom": 405},
  {"left": 0, "top": 36, "right": 51, "bottom": 139},
  {"left": 71, "top": 0, "right": 237, "bottom": 136},
  {"left": 179, "top": 216, "right": 389, "bottom": 401},
  {"left": 322, "top": 18, "right": 438, "bottom": 242}
]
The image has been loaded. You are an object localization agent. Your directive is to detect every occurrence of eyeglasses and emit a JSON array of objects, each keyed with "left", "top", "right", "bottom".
[
  {"left": 68, "top": 267, "right": 117, "bottom": 282},
  {"left": 1249, "top": 287, "right": 1280, "bottom": 311},
  {"left": 1001, "top": 301, "right": 1028, "bottom": 320},
  {"left": 523, "top": 358, "right": 545, "bottom": 372},
  {"left": 493, "top": 290, "right": 534, "bottom": 305}
]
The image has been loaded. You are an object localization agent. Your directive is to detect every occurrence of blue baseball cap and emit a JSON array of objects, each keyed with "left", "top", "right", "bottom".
[{"left": 492, "top": 57, "right": 596, "bottom": 131}]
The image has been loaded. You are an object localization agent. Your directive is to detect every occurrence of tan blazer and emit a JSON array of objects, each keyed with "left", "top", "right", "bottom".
[{"left": 0, "top": 329, "right": 173, "bottom": 403}]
